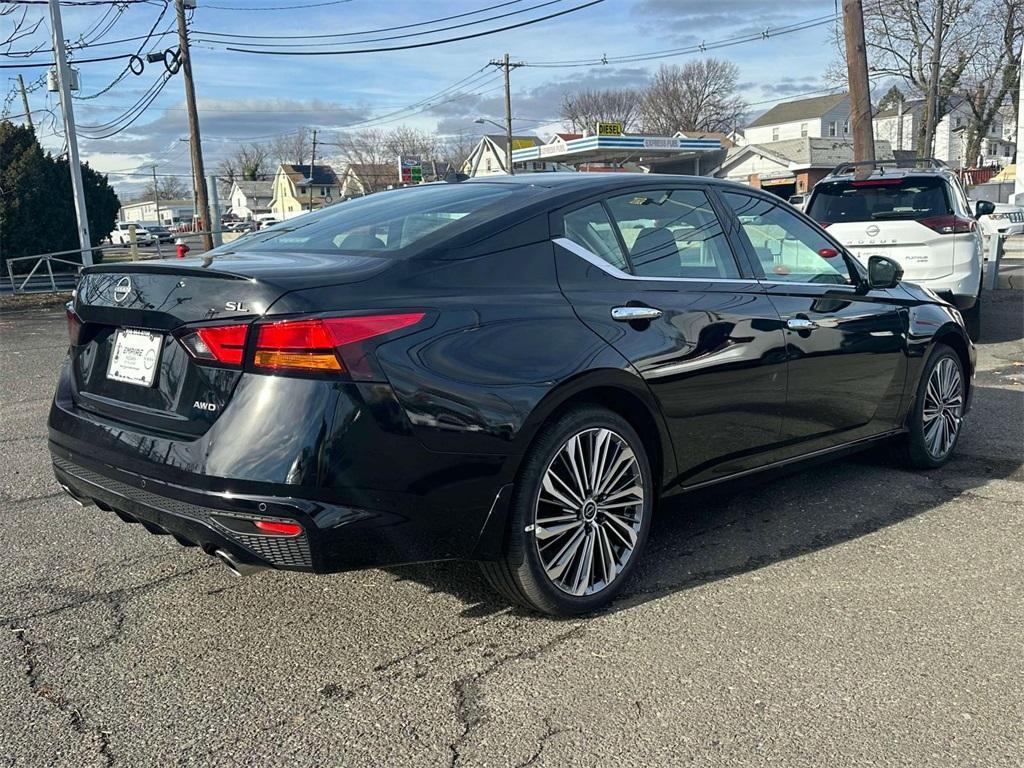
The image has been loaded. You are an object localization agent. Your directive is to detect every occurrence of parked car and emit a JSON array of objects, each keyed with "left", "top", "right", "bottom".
[
  {"left": 787, "top": 193, "right": 807, "bottom": 211},
  {"left": 139, "top": 222, "right": 174, "bottom": 244},
  {"left": 973, "top": 201, "right": 1024, "bottom": 244},
  {"left": 108, "top": 222, "right": 155, "bottom": 246},
  {"left": 53, "top": 175, "right": 975, "bottom": 616},
  {"left": 806, "top": 162, "right": 992, "bottom": 340}
]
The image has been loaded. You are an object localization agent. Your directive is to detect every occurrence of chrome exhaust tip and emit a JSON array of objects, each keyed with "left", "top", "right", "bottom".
[
  {"left": 59, "top": 483, "right": 94, "bottom": 508},
  {"left": 213, "top": 548, "right": 264, "bottom": 577}
]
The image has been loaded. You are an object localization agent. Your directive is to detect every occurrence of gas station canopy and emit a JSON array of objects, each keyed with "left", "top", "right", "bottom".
[{"left": 511, "top": 134, "right": 723, "bottom": 167}]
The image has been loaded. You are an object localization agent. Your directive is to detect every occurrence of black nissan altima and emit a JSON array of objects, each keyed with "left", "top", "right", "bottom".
[{"left": 50, "top": 174, "right": 975, "bottom": 615}]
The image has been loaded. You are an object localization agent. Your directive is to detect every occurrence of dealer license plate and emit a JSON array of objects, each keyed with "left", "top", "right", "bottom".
[{"left": 107, "top": 329, "right": 163, "bottom": 387}]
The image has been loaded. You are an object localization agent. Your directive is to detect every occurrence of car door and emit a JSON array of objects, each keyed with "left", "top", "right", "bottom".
[
  {"left": 553, "top": 185, "right": 789, "bottom": 487},
  {"left": 718, "top": 189, "right": 908, "bottom": 448}
]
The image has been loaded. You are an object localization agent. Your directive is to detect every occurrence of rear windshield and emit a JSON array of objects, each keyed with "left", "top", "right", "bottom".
[
  {"left": 808, "top": 177, "right": 952, "bottom": 224},
  {"left": 224, "top": 183, "right": 522, "bottom": 256}
]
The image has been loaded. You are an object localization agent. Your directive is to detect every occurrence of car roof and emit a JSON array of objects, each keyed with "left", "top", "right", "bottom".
[
  {"left": 819, "top": 166, "right": 956, "bottom": 185},
  {"left": 461, "top": 171, "right": 740, "bottom": 194}
]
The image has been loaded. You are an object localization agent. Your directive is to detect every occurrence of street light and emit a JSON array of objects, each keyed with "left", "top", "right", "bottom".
[{"left": 474, "top": 117, "right": 514, "bottom": 175}]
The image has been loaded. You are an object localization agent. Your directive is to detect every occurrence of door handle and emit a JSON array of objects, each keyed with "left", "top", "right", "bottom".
[
  {"left": 611, "top": 306, "right": 662, "bottom": 322},
  {"left": 786, "top": 317, "right": 819, "bottom": 331}
]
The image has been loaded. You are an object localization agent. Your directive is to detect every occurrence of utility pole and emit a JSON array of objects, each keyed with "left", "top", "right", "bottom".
[
  {"left": 47, "top": 0, "right": 93, "bottom": 266},
  {"left": 488, "top": 54, "right": 523, "bottom": 175},
  {"left": 152, "top": 165, "right": 163, "bottom": 257},
  {"left": 922, "top": 0, "right": 944, "bottom": 160},
  {"left": 1013, "top": 41, "right": 1022, "bottom": 205},
  {"left": 842, "top": 0, "right": 875, "bottom": 167},
  {"left": 175, "top": 0, "right": 213, "bottom": 251},
  {"left": 308, "top": 128, "right": 317, "bottom": 211},
  {"left": 16, "top": 75, "right": 33, "bottom": 132}
]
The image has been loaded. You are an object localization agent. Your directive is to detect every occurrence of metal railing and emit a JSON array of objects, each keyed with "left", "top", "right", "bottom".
[{"left": 983, "top": 232, "right": 1021, "bottom": 291}]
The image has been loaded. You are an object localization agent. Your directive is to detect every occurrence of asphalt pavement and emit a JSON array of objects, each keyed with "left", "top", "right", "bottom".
[{"left": 0, "top": 290, "right": 1021, "bottom": 767}]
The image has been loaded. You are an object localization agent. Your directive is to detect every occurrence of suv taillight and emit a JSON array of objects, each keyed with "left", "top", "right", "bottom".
[
  {"left": 919, "top": 215, "right": 975, "bottom": 234},
  {"left": 253, "top": 314, "right": 426, "bottom": 378},
  {"left": 66, "top": 304, "right": 83, "bottom": 345}
]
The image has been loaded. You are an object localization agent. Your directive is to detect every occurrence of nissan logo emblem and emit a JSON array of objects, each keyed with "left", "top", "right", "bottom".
[
  {"left": 113, "top": 276, "right": 132, "bottom": 304},
  {"left": 865, "top": 224, "right": 880, "bottom": 237}
]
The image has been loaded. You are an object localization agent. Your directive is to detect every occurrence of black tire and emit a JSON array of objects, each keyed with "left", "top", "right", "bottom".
[
  {"left": 893, "top": 343, "right": 966, "bottom": 470},
  {"left": 963, "top": 294, "right": 981, "bottom": 342},
  {"left": 480, "top": 405, "right": 654, "bottom": 616}
]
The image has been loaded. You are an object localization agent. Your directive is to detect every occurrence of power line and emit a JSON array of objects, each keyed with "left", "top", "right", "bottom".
[
  {"left": 516, "top": 14, "right": 838, "bottom": 67},
  {"left": 202, "top": 0, "right": 353, "bottom": 8},
  {"left": 194, "top": 0, "right": 531, "bottom": 39},
  {"left": 221, "top": 0, "right": 605, "bottom": 56},
  {"left": 195, "top": 0, "right": 567, "bottom": 47},
  {"left": 75, "top": 3, "right": 173, "bottom": 99}
]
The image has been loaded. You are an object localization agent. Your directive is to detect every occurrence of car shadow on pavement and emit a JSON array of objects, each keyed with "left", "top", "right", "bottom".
[
  {"left": 388, "top": 384, "right": 1023, "bottom": 620},
  {"left": 978, "top": 290, "right": 1024, "bottom": 344}
]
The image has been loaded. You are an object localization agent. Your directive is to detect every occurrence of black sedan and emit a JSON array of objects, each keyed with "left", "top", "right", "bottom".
[{"left": 50, "top": 174, "right": 974, "bottom": 616}]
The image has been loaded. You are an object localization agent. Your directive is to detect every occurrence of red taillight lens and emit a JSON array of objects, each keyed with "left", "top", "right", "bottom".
[
  {"left": 253, "top": 313, "right": 426, "bottom": 377},
  {"left": 851, "top": 178, "right": 902, "bottom": 187},
  {"left": 919, "top": 215, "right": 975, "bottom": 234},
  {"left": 254, "top": 520, "right": 302, "bottom": 536},
  {"left": 66, "top": 305, "right": 83, "bottom": 345},
  {"left": 818, "top": 221, "right": 831, "bottom": 228},
  {"left": 180, "top": 324, "right": 248, "bottom": 366}
]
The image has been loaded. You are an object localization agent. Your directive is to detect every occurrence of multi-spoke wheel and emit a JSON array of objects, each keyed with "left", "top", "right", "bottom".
[
  {"left": 895, "top": 343, "right": 966, "bottom": 469},
  {"left": 534, "top": 428, "right": 643, "bottom": 597},
  {"left": 480, "top": 406, "right": 653, "bottom": 616}
]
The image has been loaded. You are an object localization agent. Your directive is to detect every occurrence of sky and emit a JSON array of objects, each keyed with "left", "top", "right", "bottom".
[{"left": 3, "top": 0, "right": 843, "bottom": 198}]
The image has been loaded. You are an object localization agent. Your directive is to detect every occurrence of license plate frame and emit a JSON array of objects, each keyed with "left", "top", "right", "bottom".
[{"left": 107, "top": 328, "right": 163, "bottom": 387}]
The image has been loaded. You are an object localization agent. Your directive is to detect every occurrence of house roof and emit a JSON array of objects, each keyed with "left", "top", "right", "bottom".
[
  {"left": 748, "top": 93, "right": 849, "bottom": 128},
  {"left": 484, "top": 134, "right": 543, "bottom": 147},
  {"left": 716, "top": 137, "right": 895, "bottom": 173},
  {"left": 232, "top": 180, "right": 272, "bottom": 198},
  {"left": 343, "top": 163, "right": 393, "bottom": 180},
  {"left": 677, "top": 130, "right": 735, "bottom": 148},
  {"left": 552, "top": 133, "right": 583, "bottom": 142},
  {"left": 279, "top": 163, "right": 339, "bottom": 186}
]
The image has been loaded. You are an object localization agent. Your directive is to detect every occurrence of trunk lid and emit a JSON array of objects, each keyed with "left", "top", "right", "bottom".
[
  {"left": 70, "top": 251, "right": 394, "bottom": 435},
  {"left": 825, "top": 220, "right": 957, "bottom": 281}
]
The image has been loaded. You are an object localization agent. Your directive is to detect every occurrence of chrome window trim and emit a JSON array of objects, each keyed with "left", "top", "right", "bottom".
[{"left": 552, "top": 237, "right": 757, "bottom": 285}]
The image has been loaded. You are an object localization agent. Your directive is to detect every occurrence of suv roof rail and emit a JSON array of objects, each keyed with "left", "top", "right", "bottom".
[{"left": 829, "top": 157, "right": 948, "bottom": 176}]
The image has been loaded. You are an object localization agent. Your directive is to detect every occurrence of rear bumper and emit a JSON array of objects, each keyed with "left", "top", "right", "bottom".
[{"left": 51, "top": 443, "right": 515, "bottom": 572}]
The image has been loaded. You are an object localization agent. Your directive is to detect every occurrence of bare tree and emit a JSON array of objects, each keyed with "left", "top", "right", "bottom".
[
  {"left": 439, "top": 131, "right": 478, "bottom": 173},
  {"left": 640, "top": 59, "right": 747, "bottom": 135},
  {"left": 383, "top": 125, "right": 441, "bottom": 161},
  {"left": 1, "top": 5, "right": 44, "bottom": 52},
  {"left": 959, "top": 0, "right": 1023, "bottom": 164},
  {"left": 269, "top": 128, "right": 312, "bottom": 166},
  {"left": 142, "top": 176, "right": 189, "bottom": 201},
  {"left": 560, "top": 88, "right": 642, "bottom": 133},
  {"left": 334, "top": 129, "right": 394, "bottom": 194},
  {"left": 217, "top": 142, "right": 271, "bottom": 187}
]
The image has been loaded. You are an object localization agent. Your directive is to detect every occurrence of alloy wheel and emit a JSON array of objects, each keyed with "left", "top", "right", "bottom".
[
  {"left": 923, "top": 357, "right": 963, "bottom": 459},
  {"left": 533, "top": 428, "right": 644, "bottom": 597}
]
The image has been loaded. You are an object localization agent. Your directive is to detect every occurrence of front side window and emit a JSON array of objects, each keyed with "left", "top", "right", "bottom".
[
  {"left": 604, "top": 189, "right": 739, "bottom": 279},
  {"left": 563, "top": 203, "right": 629, "bottom": 271},
  {"left": 722, "top": 192, "right": 851, "bottom": 285}
]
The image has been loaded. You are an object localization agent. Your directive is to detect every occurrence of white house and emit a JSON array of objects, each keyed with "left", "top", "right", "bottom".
[
  {"left": 228, "top": 180, "right": 273, "bottom": 220},
  {"left": 462, "top": 134, "right": 565, "bottom": 176},
  {"left": 744, "top": 93, "right": 852, "bottom": 145},
  {"left": 119, "top": 199, "right": 194, "bottom": 226},
  {"left": 873, "top": 97, "right": 1014, "bottom": 169},
  {"left": 270, "top": 163, "right": 342, "bottom": 220}
]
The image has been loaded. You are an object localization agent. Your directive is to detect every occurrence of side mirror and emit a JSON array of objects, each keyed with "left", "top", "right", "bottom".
[
  {"left": 867, "top": 255, "right": 903, "bottom": 289},
  {"left": 975, "top": 200, "right": 996, "bottom": 217}
]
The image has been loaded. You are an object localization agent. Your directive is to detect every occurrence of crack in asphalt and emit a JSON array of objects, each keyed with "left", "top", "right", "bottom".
[
  {"left": 447, "top": 625, "right": 584, "bottom": 767},
  {"left": 10, "top": 626, "right": 115, "bottom": 767},
  {"left": 514, "top": 717, "right": 569, "bottom": 768}
]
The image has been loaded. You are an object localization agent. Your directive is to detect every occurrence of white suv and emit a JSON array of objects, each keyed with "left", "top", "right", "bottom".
[
  {"left": 108, "top": 222, "right": 155, "bottom": 246},
  {"left": 806, "top": 162, "right": 992, "bottom": 339}
]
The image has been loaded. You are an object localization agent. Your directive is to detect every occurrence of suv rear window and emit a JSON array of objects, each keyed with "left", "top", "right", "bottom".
[
  {"left": 808, "top": 176, "right": 952, "bottom": 224},
  {"left": 227, "top": 183, "right": 522, "bottom": 256}
]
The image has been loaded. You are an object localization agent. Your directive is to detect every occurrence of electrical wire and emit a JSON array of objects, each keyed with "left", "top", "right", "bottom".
[
  {"left": 75, "top": 3, "right": 172, "bottom": 100},
  {"left": 195, "top": 0, "right": 573, "bottom": 48},
  {"left": 194, "top": 0, "right": 531, "bottom": 39},
  {"left": 221, "top": 0, "right": 605, "bottom": 56},
  {"left": 202, "top": 0, "right": 353, "bottom": 9}
]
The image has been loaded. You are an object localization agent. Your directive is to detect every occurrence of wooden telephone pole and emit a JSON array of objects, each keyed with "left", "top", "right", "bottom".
[
  {"left": 842, "top": 0, "right": 875, "bottom": 167},
  {"left": 175, "top": 0, "right": 213, "bottom": 250},
  {"left": 488, "top": 54, "right": 523, "bottom": 175}
]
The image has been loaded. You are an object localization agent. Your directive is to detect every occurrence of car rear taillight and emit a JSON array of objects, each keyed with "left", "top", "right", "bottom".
[
  {"left": 180, "top": 324, "right": 248, "bottom": 366},
  {"left": 919, "top": 215, "right": 975, "bottom": 235},
  {"left": 66, "top": 304, "right": 83, "bottom": 345},
  {"left": 253, "top": 313, "right": 427, "bottom": 378}
]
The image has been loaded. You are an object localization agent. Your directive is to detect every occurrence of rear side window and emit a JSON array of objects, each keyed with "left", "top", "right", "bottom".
[
  {"left": 808, "top": 177, "right": 952, "bottom": 225},
  {"left": 605, "top": 189, "right": 739, "bottom": 279},
  {"left": 228, "top": 184, "right": 521, "bottom": 255},
  {"left": 563, "top": 203, "right": 630, "bottom": 270}
]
